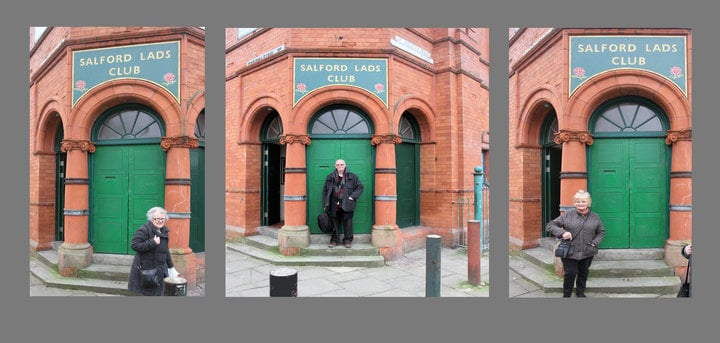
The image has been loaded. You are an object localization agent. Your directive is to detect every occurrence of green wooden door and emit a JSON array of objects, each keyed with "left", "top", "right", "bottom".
[
  {"left": 92, "top": 145, "right": 165, "bottom": 254},
  {"left": 396, "top": 142, "right": 419, "bottom": 227},
  {"left": 190, "top": 146, "right": 205, "bottom": 252},
  {"left": 590, "top": 138, "right": 667, "bottom": 248},
  {"left": 307, "top": 139, "right": 373, "bottom": 234}
]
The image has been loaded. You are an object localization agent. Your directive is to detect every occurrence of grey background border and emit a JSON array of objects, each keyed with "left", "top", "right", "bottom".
[{"left": 2, "top": 0, "right": 715, "bottom": 342}]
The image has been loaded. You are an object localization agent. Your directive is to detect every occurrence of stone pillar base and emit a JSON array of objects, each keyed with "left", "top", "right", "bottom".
[
  {"left": 57, "top": 242, "right": 93, "bottom": 277},
  {"left": 554, "top": 256, "right": 564, "bottom": 277},
  {"left": 278, "top": 225, "right": 309, "bottom": 256},
  {"left": 371, "top": 225, "right": 402, "bottom": 261},
  {"left": 665, "top": 239, "right": 691, "bottom": 268},
  {"left": 171, "top": 248, "right": 197, "bottom": 289}
]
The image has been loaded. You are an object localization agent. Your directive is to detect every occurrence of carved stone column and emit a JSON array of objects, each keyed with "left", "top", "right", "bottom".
[
  {"left": 161, "top": 135, "right": 199, "bottom": 288},
  {"left": 665, "top": 129, "right": 692, "bottom": 269},
  {"left": 277, "top": 134, "right": 311, "bottom": 256},
  {"left": 57, "top": 140, "right": 95, "bottom": 277},
  {"left": 370, "top": 134, "right": 403, "bottom": 260}
]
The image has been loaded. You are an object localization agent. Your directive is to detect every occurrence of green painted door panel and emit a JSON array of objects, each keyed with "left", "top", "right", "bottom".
[
  {"left": 92, "top": 146, "right": 129, "bottom": 254},
  {"left": 396, "top": 143, "right": 419, "bottom": 228},
  {"left": 590, "top": 138, "right": 667, "bottom": 249},
  {"left": 307, "top": 139, "right": 373, "bottom": 234},
  {"left": 190, "top": 147, "right": 205, "bottom": 252},
  {"left": 92, "top": 145, "right": 165, "bottom": 254},
  {"left": 629, "top": 139, "right": 667, "bottom": 248}
]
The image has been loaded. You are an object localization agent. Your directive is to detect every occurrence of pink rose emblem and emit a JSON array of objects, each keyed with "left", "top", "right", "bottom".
[
  {"left": 375, "top": 83, "right": 385, "bottom": 93},
  {"left": 163, "top": 72, "right": 176, "bottom": 85},
  {"left": 573, "top": 67, "right": 587, "bottom": 79},
  {"left": 670, "top": 66, "right": 683, "bottom": 79},
  {"left": 296, "top": 83, "right": 307, "bottom": 93},
  {"left": 74, "top": 80, "right": 87, "bottom": 92}
]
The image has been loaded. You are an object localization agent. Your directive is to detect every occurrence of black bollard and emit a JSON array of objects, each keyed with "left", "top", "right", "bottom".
[
  {"left": 163, "top": 277, "right": 187, "bottom": 296},
  {"left": 426, "top": 234, "right": 442, "bottom": 297},
  {"left": 269, "top": 267, "right": 298, "bottom": 297}
]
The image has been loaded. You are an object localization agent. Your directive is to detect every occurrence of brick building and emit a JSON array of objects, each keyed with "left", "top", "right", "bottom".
[
  {"left": 226, "top": 28, "right": 489, "bottom": 260},
  {"left": 508, "top": 28, "right": 692, "bottom": 276},
  {"left": 29, "top": 27, "right": 206, "bottom": 289}
]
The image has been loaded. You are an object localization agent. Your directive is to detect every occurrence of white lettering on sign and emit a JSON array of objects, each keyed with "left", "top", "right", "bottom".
[{"left": 391, "top": 36, "right": 433, "bottom": 64}]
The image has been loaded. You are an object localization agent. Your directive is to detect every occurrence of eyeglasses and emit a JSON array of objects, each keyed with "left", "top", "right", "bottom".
[
  {"left": 335, "top": 163, "right": 345, "bottom": 166},
  {"left": 152, "top": 217, "right": 167, "bottom": 222}
]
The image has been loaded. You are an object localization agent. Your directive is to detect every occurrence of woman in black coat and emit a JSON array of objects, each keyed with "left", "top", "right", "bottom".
[
  {"left": 127, "top": 207, "right": 177, "bottom": 296},
  {"left": 546, "top": 190, "right": 605, "bottom": 298}
]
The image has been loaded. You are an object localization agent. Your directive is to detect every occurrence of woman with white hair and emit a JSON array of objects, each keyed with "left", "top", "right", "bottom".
[
  {"left": 546, "top": 190, "right": 605, "bottom": 298},
  {"left": 127, "top": 206, "right": 179, "bottom": 296}
]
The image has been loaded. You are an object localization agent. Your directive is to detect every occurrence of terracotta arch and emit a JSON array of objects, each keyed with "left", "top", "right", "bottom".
[
  {"left": 238, "top": 94, "right": 285, "bottom": 143},
  {"left": 392, "top": 95, "right": 436, "bottom": 142},
  {"left": 516, "top": 85, "right": 561, "bottom": 146},
  {"left": 35, "top": 97, "right": 65, "bottom": 153},
  {"left": 291, "top": 85, "right": 389, "bottom": 134},
  {"left": 68, "top": 79, "right": 183, "bottom": 140},
  {"left": 566, "top": 69, "right": 690, "bottom": 130},
  {"left": 186, "top": 90, "right": 206, "bottom": 135}
]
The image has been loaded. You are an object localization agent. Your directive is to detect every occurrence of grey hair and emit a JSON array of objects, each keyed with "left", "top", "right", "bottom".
[
  {"left": 573, "top": 190, "right": 592, "bottom": 207},
  {"left": 146, "top": 207, "right": 168, "bottom": 221}
]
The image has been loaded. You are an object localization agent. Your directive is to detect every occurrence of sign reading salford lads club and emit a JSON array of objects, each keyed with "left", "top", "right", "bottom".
[
  {"left": 293, "top": 58, "right": 389, "bottom": 108},
  {"left": 72, "top": 41, "right": 181, "bottom": 106},
  {"left": 569, "top": 36, "right": 687, "bottom": 96}
]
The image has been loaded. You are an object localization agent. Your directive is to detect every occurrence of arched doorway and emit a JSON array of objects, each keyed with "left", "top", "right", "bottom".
[
  {"left": 190, "top": 110, "right": 205, "bottom": 252},
  {"left": 260, "top": 111, "right": 285, "bottom": 226},
  {"left": 541, "top": 113, "right": 561, "bottom": 237},
  {"left": 588, "top": 96, "right": 670, "bottom": 249},
  {"left": 306, "top": 105, "right": 374, "bottom": 234},
  {"left": 90, "top": 104, "right": 166, "bottom": 254},
  {"left": 396, "top": 113, "right": 420, "bottom": 228},
  {"left": 54, "top": 123, "right": 66, "bottom": 241}
]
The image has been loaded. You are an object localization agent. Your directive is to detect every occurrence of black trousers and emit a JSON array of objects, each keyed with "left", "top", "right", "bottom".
[
  {"left": 561, "top": 256, "right": 594, "bottom": 297},
  {"left": 331, "top": 209, "right": 354, "bottom": 243}
]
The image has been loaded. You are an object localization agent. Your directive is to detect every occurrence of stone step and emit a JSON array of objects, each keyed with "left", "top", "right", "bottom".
[
  {"left": 521, "top": 247, "right": 674, "bottom": 278},
  {"left": 227, "top": 242, "right": 386, "bottom": 268},
  {"left": 510, "top": 254, "right": 681, "bottom": 295},
  {"left": 30, "top": 256, "right": 136, "bottom": 296},
  {"left": 244, "top": 235, "right": 380, "bottom": 257},
  {"left": 537, "top": 237, "right": 665, "bottom": 260}
]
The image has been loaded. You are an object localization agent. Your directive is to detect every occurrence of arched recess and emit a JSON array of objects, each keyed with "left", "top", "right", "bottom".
[
  {"left": 238, "top": 94, "right": 285, "bottom": 143},
  {"left": 292, "top": 85, "right": 389, "bottom": 135},
  {"left": 260, "top": 111, "right": 285, "bottom": 226},
  {"left": 69, "top": 79, "right": 182, "bottom": 140},
  {"left": 392, "top": 95, "right": 436, "bottom": 143},
  {"left": 34, "top": 98, "right": 65, "bottom": 154},
  {"left": 395, "top": 113, "right": 421, "bottom": 228},
  {"left": 186, "top": 90, "right": 206, "bottom": 135},
  {"left": 516, "top": 85, "right": 562, "bottom": 146}
]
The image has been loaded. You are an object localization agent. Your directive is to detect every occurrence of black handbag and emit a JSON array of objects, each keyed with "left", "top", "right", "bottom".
[
  {"left": 555, "top": 240, "right": 571, "bottom": 258},
  {"left": 677, "top": 255, "right": 691, "bottom": 298},
  {"left": 139, "top": 243, "right": 161, "bottom": 288},
  {"left": 139, "top": 266, "right": 161, "bottom": 288},
  {"left": 317, "top": 211, "right": 334, "bottom": 233}
]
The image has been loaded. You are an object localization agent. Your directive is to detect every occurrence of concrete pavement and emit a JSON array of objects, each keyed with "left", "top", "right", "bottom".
[{"left": 226, "top": 245, "right": 489, "bottom": 297}]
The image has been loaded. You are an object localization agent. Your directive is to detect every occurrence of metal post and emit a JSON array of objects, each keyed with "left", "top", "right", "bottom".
[
  {"left": 163, "top": 277, "right": 187, "bottom": 296},
  {"left": 473, "top": 166, "right": 484, "bottom": 221},
  {"left": 467, "top": 220, "right": 481, "bottom": 285},
  {"left": 426, "top": 235, "right": 442, "bottom": 297},
  {"left": 269, "top": 267, "right": 298, "bottom": 297}
]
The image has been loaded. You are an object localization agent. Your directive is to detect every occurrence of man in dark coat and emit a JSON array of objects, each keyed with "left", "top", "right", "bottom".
[
  {"left": 322, "top": 159, "right": 364, "bottom": 248},
  {"left": 127, "top": 207, "right": 176, "bottom": 296}
]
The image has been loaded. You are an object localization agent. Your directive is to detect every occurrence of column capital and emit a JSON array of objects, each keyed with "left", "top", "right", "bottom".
[
  {"left": 665, "top": 129, "right": 692, "bottom": 145},
  {"left": 554, "top": 129, "right": 593, "bottom": 146},
  {"left": 371, "top": 134, "right": 402, "bottom": 146},
  {"left": 60, "top": 139, "right": 96, "bottom": 153},
  {"left": 161, "top": 136, "right": 200, "bottom": 151},
  {"left": 279, "top": 134, "right": 311, "bottom": 146}
]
